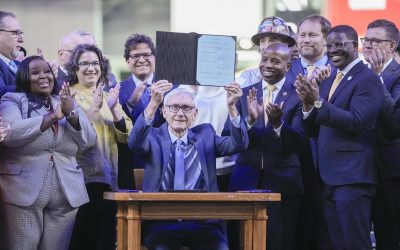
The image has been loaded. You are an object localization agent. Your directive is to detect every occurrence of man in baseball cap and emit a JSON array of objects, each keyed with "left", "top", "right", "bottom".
[{"left": 238, "top": 16, "right": 296, "bottom": 86}]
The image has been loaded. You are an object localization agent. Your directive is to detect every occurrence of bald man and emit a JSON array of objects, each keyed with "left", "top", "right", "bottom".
[
  {"left": 227, "top": 43, "right": 308, "bottom": 249},
  {"left": 57, "top": 31, "right": 96, "bottom": 85}
]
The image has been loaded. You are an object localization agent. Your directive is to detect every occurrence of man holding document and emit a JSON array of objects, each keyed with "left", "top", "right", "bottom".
[{"left": 128, "top": 80, "right": 248, "bottom": 249}]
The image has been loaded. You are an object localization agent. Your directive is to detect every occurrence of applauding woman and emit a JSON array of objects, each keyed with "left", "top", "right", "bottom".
[
  {"left": 0, "top": 55, "right": 97, "bottom": 250},
  {"left": 66, "top": 44, "right": 132, "bottom": 250}
]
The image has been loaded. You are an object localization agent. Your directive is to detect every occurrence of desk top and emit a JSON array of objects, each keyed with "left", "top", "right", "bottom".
[{"left": 104, "top": 192, "right": 281, "bottom": 202}]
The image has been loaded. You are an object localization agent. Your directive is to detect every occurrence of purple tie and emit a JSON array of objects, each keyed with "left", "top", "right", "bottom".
[{"left": 174, "top": 139, "right": 185, "bottom": 190}]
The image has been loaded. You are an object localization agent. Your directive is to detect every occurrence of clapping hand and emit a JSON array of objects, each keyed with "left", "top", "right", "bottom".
[
  {"left": 309, "top": 65, "right": 332, "bottom": 85},
  {"left": 366, "top": 48, "right": 387, "bottom": 75},
  {"left": 108, "top": 83, "right": 121, "bottom": 110},
  {"left": 93, "top": 82, "right": 104, "bottom": 110},
  {"left": 246, "top": 87, "right": 263, "bottom": 124},
  {"left": 265, "top": 102, "right": 284, "bottom": 128},
  {"left": 60, "top": 82, "right": 75, "bottom": 117},
  {"left": 0, "top": 117, "right": 10, "bottom": 142}
]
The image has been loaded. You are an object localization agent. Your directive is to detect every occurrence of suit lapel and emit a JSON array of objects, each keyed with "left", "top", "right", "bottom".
[
  {"left": 328, "top": 61, "right": 364, "bottom": 103},
  {"left": 275, "top": 79, "right": 293, "bottom": 105},
  {"left": 382, "top": 60, "right": 400, "bottom": 91}
]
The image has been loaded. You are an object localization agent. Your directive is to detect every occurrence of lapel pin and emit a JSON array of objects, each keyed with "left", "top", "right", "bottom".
[
  {"left": 347, "top": 76, "right": 352, "bottom": 81},
  {"left": 283, "top": 92, "right": 287, "bottom": 96}
]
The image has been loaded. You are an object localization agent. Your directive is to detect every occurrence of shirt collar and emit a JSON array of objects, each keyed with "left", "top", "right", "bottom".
[
  {"left": 59, "top": 66, "right": 68, "bottom": 75},
  {"left": 382, "top": 58, "right": 394, "bottom": 72},
  {"left": 0, "top": 54, "right": 12, "bottom": 66},
  {"left": 168, "top": 126, "right": 188, "bottom": 145},
  {"left": 262, "top": 76, "right": 286, "bottom": 92},
  {"left": 131, "top": 73, "right": 154, "bottom": 87},
  {"left": 339, "top": 57, "right": 362, "bottom": 76},
  {"left": 300, "top": 54, "right": 328, "bottom": 68}
]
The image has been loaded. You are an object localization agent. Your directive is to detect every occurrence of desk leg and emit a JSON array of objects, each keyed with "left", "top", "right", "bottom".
[
  {"left": 126, "top": 204, "right": 141, "bottom": 250},
  {"left": 117, "top": 204, "right": 127, "bottom": 250},
  {"left": 253, "top": 205, "right": 267, "bottom": 250},
  {"left": 242, "top": 219, "right": 253, "bottom": 250}
]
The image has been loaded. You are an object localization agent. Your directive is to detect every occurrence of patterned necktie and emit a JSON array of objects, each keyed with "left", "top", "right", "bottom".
[
  {"left": 264, "top": 84, "right": 276, "bottom": 126},
  {"left": 9, "top": 60, "right": 18, "bottom": 74},
  {"left": 306, "top": 65, "right": 316, "bottom": 77},
  {"left": 141, "top": 82, "right": 151, "bottom": 106},
  {"left": 328, "top": 71, "right": 344, "bottom": 100},
  {"left": 174, "top": 139, "right": 185, "bottom": 190}
]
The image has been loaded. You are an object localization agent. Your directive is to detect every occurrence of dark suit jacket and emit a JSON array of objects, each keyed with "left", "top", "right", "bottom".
[
  {"left": 232, "top": 79, "right": 307, "bottom": 196},
  {"left": 376, "top": 59, "right": 400, "bottom": 179},
  {"left": 0, "top": 59, "right": 18, "bottom": 98},
  {"left": 128, "top": 113, "right": 248, "bottom": 192},
  {"left": 304, "top": 60, "right": 383, "bottom": 185}
]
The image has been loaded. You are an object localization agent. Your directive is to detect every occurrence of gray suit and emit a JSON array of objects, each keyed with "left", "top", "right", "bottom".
[{"left": 0, "top": 92, "right": 97, "bottom": 250}]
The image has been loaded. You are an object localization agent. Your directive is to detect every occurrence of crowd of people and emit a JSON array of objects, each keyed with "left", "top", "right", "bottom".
[{"left": 1, "top": 9, "right": 400, "bottom": 250}]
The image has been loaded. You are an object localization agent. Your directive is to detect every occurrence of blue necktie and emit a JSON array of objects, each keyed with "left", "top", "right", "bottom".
[
  {"left": 174, "top": 139, "right": 185, "bottom": 190},
  {"left": 9, "top": 60, "right": 18, "bottom": 74},
  {"left": 141, "top": 82, "right": 151, "bottom": 106}
]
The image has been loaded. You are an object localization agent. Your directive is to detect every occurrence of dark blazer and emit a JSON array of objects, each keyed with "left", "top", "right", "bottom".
[
  {"left": 233, "top": 79, "right": 307, "bottom": 196},
  {"left": 376, "top": 59, "right": 400, "bottom": 179},
  {"left": 0, "top": 59, "right": 18, "bottom": 98},
  {"left": 304, "top": 61, "right": 383, "bottom": 185},
  {"left": 128, "top": 113, "right": 248, "bottom": 192}
]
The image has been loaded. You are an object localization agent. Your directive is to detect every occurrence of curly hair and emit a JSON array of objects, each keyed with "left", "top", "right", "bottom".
[
  {"left": 65, "top": 44, "right": 109, "bottom": 86},
  {"left": 123, "top": 33, "right": 156, "bottom": 61}
]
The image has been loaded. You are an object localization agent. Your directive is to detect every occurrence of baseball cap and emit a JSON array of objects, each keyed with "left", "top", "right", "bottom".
[{"left": 251, "top": 16, "right": 296, "bottom": 47}]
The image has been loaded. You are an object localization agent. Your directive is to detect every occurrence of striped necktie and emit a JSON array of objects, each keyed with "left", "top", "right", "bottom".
[{"left": 9, "top": 60, "right": 18, "bottom": 74}]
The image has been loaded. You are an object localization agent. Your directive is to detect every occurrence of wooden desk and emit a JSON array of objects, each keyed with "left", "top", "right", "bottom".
[{"left": 104, "top": 192, "right": 281, "bottom": 250}]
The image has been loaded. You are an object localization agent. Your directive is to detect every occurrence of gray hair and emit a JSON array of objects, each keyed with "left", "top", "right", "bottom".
[{"left": 163, "top": 87, "right": 196, "bottom": 106}]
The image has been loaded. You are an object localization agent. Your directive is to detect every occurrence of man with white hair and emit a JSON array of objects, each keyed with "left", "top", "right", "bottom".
[{"left": 128, "top": 82, "right": 248, "bottom": 250}]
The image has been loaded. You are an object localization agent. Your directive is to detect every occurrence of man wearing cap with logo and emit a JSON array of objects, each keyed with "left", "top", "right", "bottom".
[
  {"left": 238, "top": 16, "right": 296, "bottom": 87},
  {"left": 0, "top": 11, "right": 23, "bottom": 98}
]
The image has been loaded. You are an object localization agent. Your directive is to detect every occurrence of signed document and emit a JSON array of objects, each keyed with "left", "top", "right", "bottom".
[
  {"left": 196, "top": 35, "right": 236, "bottom": 86},
  {"left": 155, "top": 31, "right": 236, "bottom": 86}
]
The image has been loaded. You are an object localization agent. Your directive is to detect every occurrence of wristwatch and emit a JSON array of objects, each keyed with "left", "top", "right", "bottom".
[
  {"left": 66, "top": 108, "right": 78, "bottom": 119},
  {"left": 314, "top": 98, "right": 324, "bottom": 109}
]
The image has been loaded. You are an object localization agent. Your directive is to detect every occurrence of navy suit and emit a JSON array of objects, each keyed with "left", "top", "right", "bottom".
[
  {"left": 373, "top": 59, "right": 400, "bottom": 250},
  {"left": 304, "top": 60, "right": 383, "bottom": 249},
  {"left": 128, "top": 112, "right": 248, "bottom": 250},
  {"left": 228, "top": 79, "right": 308, "bottom": 250},
  {"left": 0, "top": 59, "right": 18, "bottom": 98}
]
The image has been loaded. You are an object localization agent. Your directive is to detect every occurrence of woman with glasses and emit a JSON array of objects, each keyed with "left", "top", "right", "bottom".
[
  {"left": 0, "top": 55, "right": 96, "bottom": 250},
  {"left": 66, "top": 44, "right": 132, "bottom": 250}
]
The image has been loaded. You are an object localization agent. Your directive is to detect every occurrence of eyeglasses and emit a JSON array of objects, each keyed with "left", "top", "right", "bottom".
[
  {"left": 326, "top": 41, "right": 355, "bottom": 51},
  {"left": 129, "top": 53, "right": 153, "bottom": 60},
  {"left": 360, "top": 37, "right": 394, "bottom": 46},
  {"left": 166, "top": 105, "right": 194, "bottom": 114},
  {"left": 0, "top": 29, "right": 24, "bottom": 38},
  {"left": 78, "top": 61, "right": 100, "bottom": 68}
]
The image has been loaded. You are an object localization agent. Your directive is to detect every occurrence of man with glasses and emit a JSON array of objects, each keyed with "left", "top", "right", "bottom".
[
  {"left": 0, "top": 11, "right": 23, "bottom": 98},
  {"left": 295, "top": 25, "right": 383, "bottom": 249},
  {"left": 128, "top": 85, "right": 247, "bottom": 250},
  {"left": 361, "top": 19, "right": 400, "bottom": 250}
]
